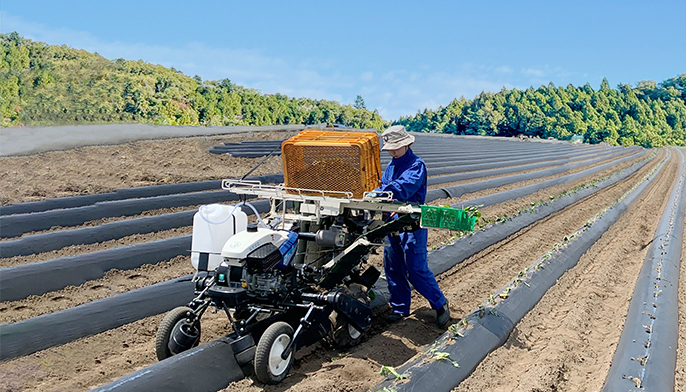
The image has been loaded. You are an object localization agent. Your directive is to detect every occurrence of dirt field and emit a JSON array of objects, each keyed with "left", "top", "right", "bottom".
[
  {"left": 0, "top": 131, "right": 683, "bottom": 392},
  {"left": 0, "top": 131, "right": 294, "bottom": 206}
]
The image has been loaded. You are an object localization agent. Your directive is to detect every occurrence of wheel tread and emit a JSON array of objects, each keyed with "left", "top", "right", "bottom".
[
  {"left": 155, "top": 306, "right": 196, "bottom": 361},
  {"left": 253, "top": 321, "right": 294, "bottom": 384}
]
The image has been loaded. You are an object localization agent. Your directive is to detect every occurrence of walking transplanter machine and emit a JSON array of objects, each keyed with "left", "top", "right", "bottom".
[{"left": 154, "top": 129, "right": 476, "bottom": 384}]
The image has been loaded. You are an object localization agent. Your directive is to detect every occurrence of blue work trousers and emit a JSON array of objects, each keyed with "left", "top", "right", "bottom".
[{"left": 383, "top": 228, "right": 446, "bottom": 316}]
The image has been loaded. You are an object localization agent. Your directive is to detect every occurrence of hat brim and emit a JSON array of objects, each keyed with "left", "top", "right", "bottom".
[{"left": 381, "top": 134, "right": 415, "bottom": 150}]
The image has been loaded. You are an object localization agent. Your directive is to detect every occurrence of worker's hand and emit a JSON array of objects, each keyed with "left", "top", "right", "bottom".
[
  {"left": 382, "top": 211, "right": 398, "bottom": 221},
  {"left": 365, "top": 190, "right": 393, "bottom": 200}
]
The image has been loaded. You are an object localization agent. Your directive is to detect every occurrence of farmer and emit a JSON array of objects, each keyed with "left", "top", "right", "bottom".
[{"left": 375, "top": 125, "right": 450, "bottom": 327}]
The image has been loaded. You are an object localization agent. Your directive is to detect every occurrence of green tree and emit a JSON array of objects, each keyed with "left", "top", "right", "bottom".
[
  {"left": 354, "top": 95, "right": 366, "bottom": 110},
  {"left": 0, "top": 33, "right": 386, "bottom": 130}
]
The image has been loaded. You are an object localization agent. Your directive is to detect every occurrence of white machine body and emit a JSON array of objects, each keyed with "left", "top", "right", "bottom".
[{"left": 221, "top": 227, "right": 291, "bottom": 264}]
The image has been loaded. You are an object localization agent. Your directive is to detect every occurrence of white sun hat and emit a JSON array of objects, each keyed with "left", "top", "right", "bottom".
[{"left": 381, "top": 125, "right": 415, "bottom": 150}]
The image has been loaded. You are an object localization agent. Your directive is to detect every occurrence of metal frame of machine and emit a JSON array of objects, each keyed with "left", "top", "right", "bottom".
[{"left": 155, "top": 179, "right": 424, "bottom": 384}]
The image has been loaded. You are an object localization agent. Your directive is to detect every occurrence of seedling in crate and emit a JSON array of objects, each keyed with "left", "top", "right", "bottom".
[{"left": 463, "top": 205, "right": 482, "bottom": 220}]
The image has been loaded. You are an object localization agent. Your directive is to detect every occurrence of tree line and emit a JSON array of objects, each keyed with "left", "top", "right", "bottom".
[
  {"left": 0, "top": 33, "right": 385, "bottom": 129},
  {"left": 394, "top": 76, "right": 686, "bottom": 148},
  {"left": 3, "top": 32, "right": 685, "bottom": 148}
]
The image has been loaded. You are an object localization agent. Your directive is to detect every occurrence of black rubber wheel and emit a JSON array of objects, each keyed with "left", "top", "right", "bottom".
[
  {"left": 253, "top": 322, "right": 294, "bottom": 384},
  {"left": 329, "top": 310, "right": 364, "bottom": 348},
  {"left": 155, "top": 306, "right": 201, "bottom": 361},
  {"left": 329, "top": 284, "right": 368, "bottom": 348}
]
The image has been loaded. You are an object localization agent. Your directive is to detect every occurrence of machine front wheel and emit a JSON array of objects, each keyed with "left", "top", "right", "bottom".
[
  {"left": 155, "top": 306, "right": 201, "bottom": 361},
  {"left": 253, "top": 321, "right": 294, "bottom": 384}
]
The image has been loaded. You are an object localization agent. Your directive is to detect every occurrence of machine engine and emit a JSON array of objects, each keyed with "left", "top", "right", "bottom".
[{"left": 215, "top": 223, "right": 298, "bottom": 298}]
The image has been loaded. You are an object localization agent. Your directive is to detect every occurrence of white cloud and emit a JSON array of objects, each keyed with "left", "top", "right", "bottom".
[
  {"left": 518, "top": 65, "right": 582, "bottom": 89},
  {"left": 523, "top": 68, "right": 546, "bottom": 78},
  {"left": 360, "top": 71, "right": 373, "bottom": 82}
]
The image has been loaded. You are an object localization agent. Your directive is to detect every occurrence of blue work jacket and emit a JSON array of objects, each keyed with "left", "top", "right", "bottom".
[{"left": 376, "top": 148, "right": 427, "bottom": 204}]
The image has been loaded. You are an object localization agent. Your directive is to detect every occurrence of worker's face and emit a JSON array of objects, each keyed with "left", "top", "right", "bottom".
[{"left": 388, "top": 145, "right": 409, "bottom": 159}]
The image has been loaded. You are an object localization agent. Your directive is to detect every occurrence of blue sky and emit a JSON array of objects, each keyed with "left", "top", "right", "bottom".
[{"left": 1, "top": 1, "right": 684, "bottom": 120}]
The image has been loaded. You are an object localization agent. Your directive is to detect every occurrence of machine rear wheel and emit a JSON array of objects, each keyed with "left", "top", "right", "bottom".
[
  {"left": 253, "top": 322, "right": 294, "bottom": 384},
  {"left": 155, "top": 306, "right": 201, "bottom": 361},
  {"left": 329, "top": 284, "right": 368, "bottom": 348}
]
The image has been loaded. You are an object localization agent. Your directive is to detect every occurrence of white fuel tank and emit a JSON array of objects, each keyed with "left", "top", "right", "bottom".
[{"left": 191, "top": 204, "right": 248, "bottom": 271}]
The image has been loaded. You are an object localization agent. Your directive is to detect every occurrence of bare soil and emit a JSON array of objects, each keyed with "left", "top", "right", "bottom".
[
  {"left": 0, "top": 133, "right": 679, "bottom": 392},
  {"left": 675, "top": 165, "right": 686, "bottom": 392},
  {"left": 0, "top": 131, "right": 295, "bottom": 206},
  {"left": 453, "top": 150, "right": 679, "bottom": 392}
]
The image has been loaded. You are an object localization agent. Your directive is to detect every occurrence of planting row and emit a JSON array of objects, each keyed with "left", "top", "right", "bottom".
[{"left": 0, "top": 132, "right": 665, "bottom": 392}]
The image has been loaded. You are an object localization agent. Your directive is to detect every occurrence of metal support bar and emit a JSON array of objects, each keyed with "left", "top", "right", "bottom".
[
  {"left": 221, "top": 303, "right": 241, "bottom": 336},
  {"left": 281, "top": 304, "right": 316, "bottom": 359},
  {"left": 321, "top": 237, "right": 375, "bottom": 270}
]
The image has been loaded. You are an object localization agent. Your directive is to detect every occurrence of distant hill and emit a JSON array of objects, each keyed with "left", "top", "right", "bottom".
[
  {"left": 394, "top": 75, "right": 686, "bottom": 148},
  {"left": 0, "top": 32, "right": 385, "bottom": 129},
  {"left": 3, "top": 32, "right": 685, "bottom": 148}
]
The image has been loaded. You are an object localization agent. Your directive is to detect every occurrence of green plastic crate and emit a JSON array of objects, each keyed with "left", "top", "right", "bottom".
[{"left": 420, "top": 205, "right": 476, "bottom": 231}]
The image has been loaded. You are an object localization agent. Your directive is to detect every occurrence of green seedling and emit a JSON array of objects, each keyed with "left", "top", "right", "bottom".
[
  {"left": 631, "top": 354, "right": 649, "bottom": 366},
  {"left": 331, "top": 353, "right": 346, "bottom": 362},
  {"left": 478, "top": 305, "right": 500, "bottom": 318},
  {"left": 380, "top": 365, "right": 407, "bottom": 381},
  {"left": 457, "top": 318, "right": 469, "bottom": 328},
  {"left": 448, "top": 324, "right": 464, "bottom": 338},
  {"left": 478, "top": 305, "right": 486, "bottom": 318},
  {"left": 448, "top": 318, "right": 469, "bottom": 338},
  {"left": 433, "top": 351, "right": 459, "bottom": 368},
  {"left": 624, "top": 375, "right": 641, "bottom": 388}
]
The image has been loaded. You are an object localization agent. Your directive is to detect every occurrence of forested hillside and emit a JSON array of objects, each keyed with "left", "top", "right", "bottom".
[
  {"left": 2, "top": 32, "right": 685, "bottom": 148},
  {"left": 395, "top": 75, "right": 686, "bottom": 148},
  {"left": 0, "top": 33, "right": 385, "bottom": 129}
]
